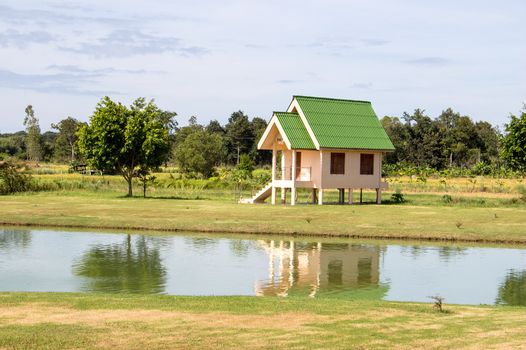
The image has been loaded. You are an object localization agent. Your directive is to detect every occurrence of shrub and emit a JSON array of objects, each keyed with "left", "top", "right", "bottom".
[
  {"left": 517, "top": 185, "right": 526, "bottom": 202},
  {"left": 0, "top": 162, "right": 33, "bottom": 194},
  {"left": 390, "top": 189, "right": 406, "bottom": 203},
  {"left": 442, "top": 194, "right": 453, "bottom": 203}
]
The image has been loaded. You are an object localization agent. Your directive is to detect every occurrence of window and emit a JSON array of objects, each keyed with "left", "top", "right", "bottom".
[
  {"left": 330, "top": 152, "right": 345, "bottom": 174},
  {"left": 360, "top": 154, "right": 374, "bottom": 175}
]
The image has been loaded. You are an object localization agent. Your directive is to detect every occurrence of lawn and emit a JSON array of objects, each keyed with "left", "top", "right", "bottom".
[
  {"left": 1, "top": 189, "right": 526, "bottom": 243},
  {"left": 0, "top": 292, "right": 525, "bottom": 349}
]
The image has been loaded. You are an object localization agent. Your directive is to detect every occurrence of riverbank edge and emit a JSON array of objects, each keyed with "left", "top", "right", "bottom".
[{"left": 2, "top": 220, "right": 526, "bottom": 246}]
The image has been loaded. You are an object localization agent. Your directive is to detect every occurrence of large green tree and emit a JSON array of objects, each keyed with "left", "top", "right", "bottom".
[
  {"left": 23, "top": 105, "right": 42, "bottom": 162},
  {"left": 502, "top": 109, "right": 526, "bottom": 172},
  {"left": 51, "top": 117, "right": 83, "bottom": 162},
  {"left": 224, "top": 110, "right": 254, "bottom": 164},
  {"left": 174, "top": 129, "right": 223, "bottom": 177},
  {"left": 77, "top": 96, "right": 172, "bottom": 196}
]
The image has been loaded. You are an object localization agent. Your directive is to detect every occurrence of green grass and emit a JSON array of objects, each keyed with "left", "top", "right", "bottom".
[
  {"left": 0, "top": 292, "right": 525, "bottom": 349},
  {"left": 1, "top": 189, "right": 526, "bottom": 244}
]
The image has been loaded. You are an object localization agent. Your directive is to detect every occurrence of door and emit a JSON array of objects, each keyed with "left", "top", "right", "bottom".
[{"left": 295, "top": 152, "right": 302, "bottom": 180}]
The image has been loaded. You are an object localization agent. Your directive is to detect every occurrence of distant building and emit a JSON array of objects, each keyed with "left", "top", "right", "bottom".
[{"left": 244, "top": 96, "right": 394, "bottom": 205}]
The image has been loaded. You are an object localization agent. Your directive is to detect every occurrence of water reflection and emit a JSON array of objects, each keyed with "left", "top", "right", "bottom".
[
  {"left": 0, "top": 229, "right": 31, "bottom": 250},
  {"left": 255, "top": 240, "right": 387, "bottom": 298},
  {"left": 1, "top": 228, "right": 526, "bottom": 305},
  {"left": 72, "top": 234, "right": 167, "bottom": 293},
  {"left": 496, "top": 270, "right": 526, "bottom": 306}
]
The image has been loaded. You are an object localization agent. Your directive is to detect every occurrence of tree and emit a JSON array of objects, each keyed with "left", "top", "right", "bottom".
[
  {"left": 174, "top": 129, "right": 223, "bottom": 177},
  {"left": 224, "top": 110, "right": 254, "bottom": 164},
  {"left": 77, "top": 96, "right": 172, "bottom": 196},
  {"left": 502, "top": 108, "right": 526, "bottom": 172},
  {"left": 23, "top": 105, "right": 42, "bottom": 162},
  {"left": 206, "top": 120, "right": 225, "bottom": 135},
  {"left": 52, "top": 117, "right": 83, "bottom": 162},
  {"left": 250, "top": 117, "right": 271, "bottom": 164}
]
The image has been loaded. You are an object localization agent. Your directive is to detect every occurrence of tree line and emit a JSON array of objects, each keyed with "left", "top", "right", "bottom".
[
  {"left": 381, "top": 106, "right": 526, "bottom": 175},
  {"left": 1, "top": 97, "right": 525, "bottom": 196}
]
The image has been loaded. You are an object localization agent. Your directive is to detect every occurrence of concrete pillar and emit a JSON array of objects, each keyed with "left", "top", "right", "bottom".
[
  {"left": 360, "top": 189, "right": 363, "bottom": 204},
  {"left": 271, "top": 147, "right": 276, "bottom": 205},
  {"left": 318, "top": 189, "right": 324, "bottom": 205},
  {"left": 376, "top": 188, "right": 382, "bottom": 204},
  {"left": 271, "top": 147, "right": 276, "bottom": 181},
  {"left": 291, "top": 150, "right": 296, "bottom": 206},
  {"left": 348, "top": 188, "right": 353, "bottom": 204},
  {"left": 281, "top": 151, "right": 285, "bottom": 202}
]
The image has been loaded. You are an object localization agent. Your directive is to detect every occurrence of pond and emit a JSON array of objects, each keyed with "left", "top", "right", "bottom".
[{"left": 1, "top": 228, "right": 526, "bottom": 306}]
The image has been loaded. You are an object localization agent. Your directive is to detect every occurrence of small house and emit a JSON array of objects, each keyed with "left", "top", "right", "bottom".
[{"left": 245, "top": 95, "right": 394, "bottom": 205}]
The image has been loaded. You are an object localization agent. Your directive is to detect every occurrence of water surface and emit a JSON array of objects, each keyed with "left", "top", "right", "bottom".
[{"left": 1, "top": 228, "right": 525, "bottom": 305}]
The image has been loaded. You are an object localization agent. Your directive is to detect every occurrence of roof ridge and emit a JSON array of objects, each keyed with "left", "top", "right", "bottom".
[{"left": 293, "top": 95, "right": 371, "bottom": 104}]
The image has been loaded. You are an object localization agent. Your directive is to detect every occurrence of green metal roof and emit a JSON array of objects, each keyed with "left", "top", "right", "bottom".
[
  {"left": 294, "top": 96, "right": 395, "bottom": 151},
  {"left": 274, "top": 112, "right": 316, "bottom": 150}
]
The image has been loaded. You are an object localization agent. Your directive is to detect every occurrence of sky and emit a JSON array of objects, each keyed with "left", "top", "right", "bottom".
[{"left": 0, "top": 0, "right": 524, "bottom": 132}]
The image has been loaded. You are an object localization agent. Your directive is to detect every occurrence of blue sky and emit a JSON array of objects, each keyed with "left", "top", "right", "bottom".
[{"left": 0, "top": 0, "right": 524, "bottom": 132}]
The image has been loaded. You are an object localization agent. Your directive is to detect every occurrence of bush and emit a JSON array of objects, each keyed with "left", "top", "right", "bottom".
[
  {"left": 517, "top": 185, "right": 526, "bottom": 202},
  {"left": 442, "top": 194, "right": 453, "bottom": 203},
  {"left": 390, "top": 189, "right": 406, "bottom": 203},
  {"left": 0, "top": 162, "right": 33, "bottom": 194}
]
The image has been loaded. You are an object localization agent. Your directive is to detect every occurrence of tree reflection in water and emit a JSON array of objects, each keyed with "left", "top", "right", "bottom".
[
  {"left": 0, "top": 229, "right": 31, "bottom": 250},
  {"left": 496, "top": 269, "right": 526, "bottom": 306},
  {"left": 73, "top": 234, "right": 166, "bottom": 293}
]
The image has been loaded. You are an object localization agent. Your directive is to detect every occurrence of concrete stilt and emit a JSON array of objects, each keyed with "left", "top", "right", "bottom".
[
  {"left": 376, "top": 188, "right": 382, "bottom": 204},
  {"left": 360, "top": 189, "right": 363, "bottom": 204}
]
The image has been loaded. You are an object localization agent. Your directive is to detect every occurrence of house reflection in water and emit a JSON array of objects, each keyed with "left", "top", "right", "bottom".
[{"left": 255, "top": 240, "right": 383, "bottom": 297}]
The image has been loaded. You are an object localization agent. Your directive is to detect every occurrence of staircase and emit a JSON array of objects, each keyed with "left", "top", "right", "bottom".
[{"left": 239, "top": 182, "right": 273, "bottom": 204}]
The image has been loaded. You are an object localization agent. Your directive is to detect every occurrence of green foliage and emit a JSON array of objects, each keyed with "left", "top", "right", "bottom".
[
  {"left": 0, "top": 162, "right": 33, "bottom": 194},
  {"left": 502, "top": 109, "right": 526, "bottom": 172},
  {"left": 442, "top": 194, "right": 453, "bottom": 204},
  {"left": 224, "top": 110, "right": 255, "bottom": 164},
  {"left": 23, "top": 105, "right": 42, "bottom": 162},
  {"left": 516, "top": 185, "right": 526, "bottom": 202},
  {"left": 237, "top": 154, "right": 255, "bottom": 172},
  {"left": 77, "top": 96, "right": 172, "bottom": 196},
  {"left": 174, "top": 129, "right": 223, "bottom": 178},
  {"left": 51, "top": 117, "right": 84, "bottom": 162},
  {"left": 0, "top": 132, "right": 26, "bottom": 159},
  {"left": 390, "top": 189, "right": 406, "bottom": 203},
  {"left": 382, "top": 107, "right": 501, "bottom": 171}
]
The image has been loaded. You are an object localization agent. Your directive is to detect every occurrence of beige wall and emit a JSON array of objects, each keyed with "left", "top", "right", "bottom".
[
  {"left": 275, "top": 149, "right": 384, "bottom": 189},
  {"left": 320, "top": 150, "right": 383, "bottom": 189}
]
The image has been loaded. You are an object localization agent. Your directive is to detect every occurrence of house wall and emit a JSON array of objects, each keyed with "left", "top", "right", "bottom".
[
  {"left": 296, "top": 150, "right": 320, "bottom": 187},
  {"left": 320, "top": 150, "right": 383, "bottom": 189}
]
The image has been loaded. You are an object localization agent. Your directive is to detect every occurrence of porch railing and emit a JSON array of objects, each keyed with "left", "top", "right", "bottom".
[{"left": 275, "top": 167, "right": 311, "bottom": 181}]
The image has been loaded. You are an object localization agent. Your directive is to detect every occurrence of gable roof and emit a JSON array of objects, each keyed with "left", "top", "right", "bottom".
[
  {"left": 274, "top": 112, "right": 316, "bottom": 150},
  {"left": 293, "top": 96, "right": 395, "bottom": 151}
]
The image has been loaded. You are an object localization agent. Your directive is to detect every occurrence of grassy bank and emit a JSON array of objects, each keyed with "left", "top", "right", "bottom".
[
  {"left": 0, "top": 292, "right": 525, "bottom": 349},
  {"left": 1, "top": 191, "right": 526, "bottom": 243}
]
